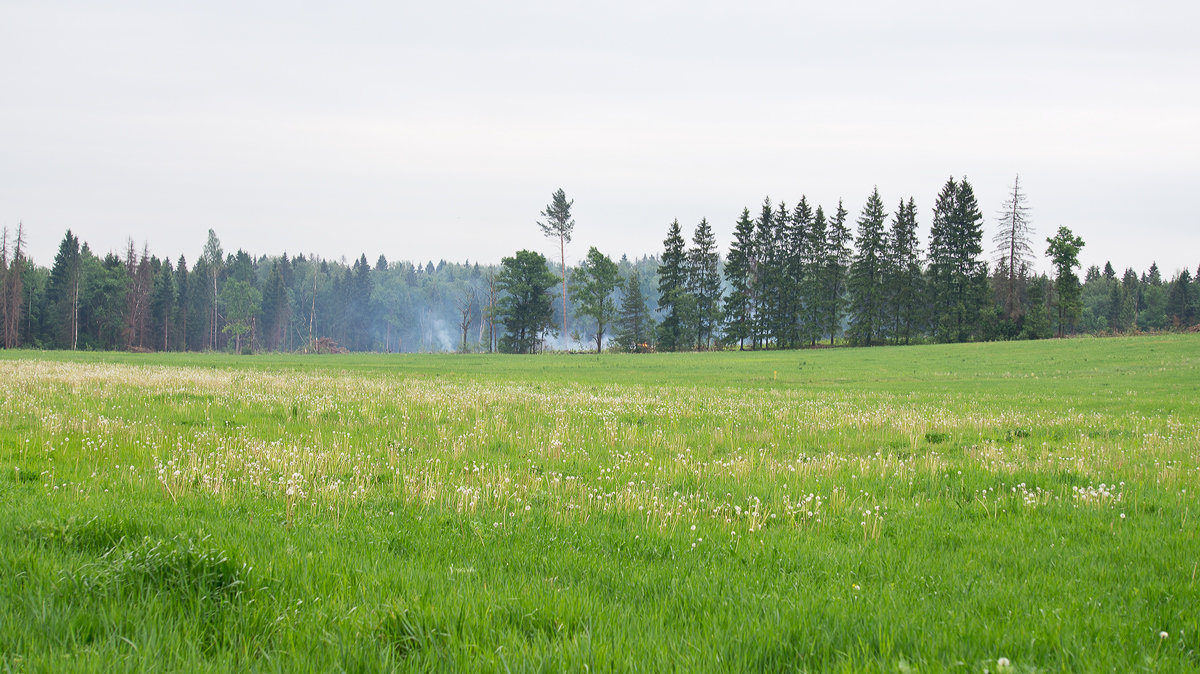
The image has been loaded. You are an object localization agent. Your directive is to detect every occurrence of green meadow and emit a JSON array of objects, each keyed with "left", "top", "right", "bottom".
[{"left": 2, "top": 335, "right": 1198, "bottom": 672}]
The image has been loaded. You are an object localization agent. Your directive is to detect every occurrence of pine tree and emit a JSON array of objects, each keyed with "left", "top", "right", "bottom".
[
  {"left": 992, "top": 175, "right": 1033, "bottom": 320},
  {"left": 847, "top": 188, "right": 888, "bottom": 346},
  {"left": 149, "top": 258, "right": 176, "bottom": 351},
  {"left": 1165, "top": 269, "right": 1195, "bottom": 327},
  {"left": 349, "top": 254, "right": 373, "bottom": 350},
  {"left": 928, "top": 177, "right": 986, "bottom": 342},
  {"left": 1106, "top": 273, "right": 1123, "bottom": 331},
  {"left": 821, "top": 201, "right": 852, "bottom": 346},
  {"left": 0, "top": 224, "right": 27, "bottom": 348},
  {"left": 1117, "top": 268, "right": 1139, "bottom": 332},
  {"left": 656, "top": 219, "right": 691, "bottom": 351},
  {"left": 722, "top": 208, "right": 756, "bottom": 349},
  {"left": 687, "top": 219, "right": 722, "bottom": 349},
  {"left": 173, "top": 256, "right": 190, "bottom": 351},
  {"left": 0, "top": 229, "right": 7, "bottom": 348},
  {"left": 260, "top": 261, "right": 290, "bottom": 351},
  {"left": 801, "top": 206, "right": 828, "bottom": 346},
  {"left": 751, "top": 199, "right": 791, "bottom": 347},
  {"left": 885, "top": 198, "right": 923, "bottom": 344},
  {"left": 46, "top": 230, "right": 82, "bottom": 349},
  {"left": 538, "top": 189, "right": 575, "bottom": 344},
  {"left": 615, "top": 270, "right": 655, "bottom": 352},
  {"left": 782, "top": 198, "right": 812, "bottom": 348},
  {"left": 122, "top": 244, "right": 153, "bottom": 350}
]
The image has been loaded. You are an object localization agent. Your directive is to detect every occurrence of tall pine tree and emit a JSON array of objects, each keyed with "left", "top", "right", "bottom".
[
  {"left": 885, "top": 198, "right": 923, "bottom": 344},
  {"left": 928, "top": 177, "right": 986, "bottom": 342},
  {"left": 722, "top": 208, "right": 756, "bottom": 349},
  {"left": 687, "top": 219, "right": 722, "bottom": 349},
  {"left": 847, "top": 188, "right": 888, "bottom": 346},
  {"left": 801, "top": 206, "right": 828, "bottom": 346},
  {"left": 821, "top": 201, "right": 852, "bottom": 346},
  {"left": 656, "top": 219, "right": 692, "bottom": 351}
]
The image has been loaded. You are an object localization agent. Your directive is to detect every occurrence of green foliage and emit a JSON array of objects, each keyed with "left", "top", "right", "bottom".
[
  {"left": 884, "top": 198, "right": 923, "bottom": 344},
  {"left": 722, "top": 209, "right": 756, "bottom": 349},
  {"left": 496, "top": 250, "right": 558, "bottom": 354},
  {"left": 614, "top": 270, "right": 654, "bottom": 352},
  {"left": 219, "top": 279, "right": 261, "bottom": 352},
  {"left": 538, "top": 188, "right": 575, "bottom": 341},
  {"left": 847, "top": 188, "right": 888, "bottom": 346},
  {"left": 687, "top": 219, "right": 722, "bottom": 349},
  {"left": 928, "top": 177, "right": 986, "bottom": 342},
  {"left": 1020, "top": 276, "right": 1054, "bottom": 340},
  {"left": 822, "top": 201, "right": 852, "bottom": 345},
  {"left": 568, "top": 247, "right": 621, "bottom": 353},
  {"left": 1165, "top": 269, "right": 1196, "bottom": 327},
  {"left": 1046, "top": 226, "right": 1086, "bottom": 337},
  {"left": 656, "top": 219, "right": 692, "bottom": 351}
]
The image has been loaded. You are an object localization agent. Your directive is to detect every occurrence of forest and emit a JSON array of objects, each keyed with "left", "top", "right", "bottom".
[{"left": 1, "top": 177, "right": 1197, "bottom": 354}]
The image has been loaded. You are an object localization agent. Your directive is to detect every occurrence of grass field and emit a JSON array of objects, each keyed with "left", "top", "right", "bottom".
[{"left": 2, "top": 335, "right": 1199, "bottom": 672}]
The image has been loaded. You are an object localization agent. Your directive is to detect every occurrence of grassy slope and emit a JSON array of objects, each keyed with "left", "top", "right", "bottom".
[{"left": 1, "top": 335, "right": 1198, "bottom": 672}]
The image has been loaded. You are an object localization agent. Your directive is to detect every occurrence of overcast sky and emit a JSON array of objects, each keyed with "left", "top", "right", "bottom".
[{"left": 3, "top": 1, "right": 1198, "bottom": 276}]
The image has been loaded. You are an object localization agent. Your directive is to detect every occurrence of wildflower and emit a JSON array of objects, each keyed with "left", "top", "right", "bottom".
[
  {"left": 997, "top": 657, "right": 1011, "bottom": 669},
  {"left": 1160, "top": 631, "right": 1169, "bottom": 639}
]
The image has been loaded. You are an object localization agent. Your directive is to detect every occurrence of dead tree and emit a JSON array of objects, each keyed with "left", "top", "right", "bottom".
[{"left": 457, "top": 287, "right": 476, "bottom": 353}]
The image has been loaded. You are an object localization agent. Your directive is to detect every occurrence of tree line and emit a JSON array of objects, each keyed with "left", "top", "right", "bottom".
[{"left": 1, "top": 177, "right": 1197, "bottom": 354}]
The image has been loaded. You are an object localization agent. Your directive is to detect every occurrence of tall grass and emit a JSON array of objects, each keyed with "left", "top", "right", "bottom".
[{"left": 2, "top": 335, "right": 1198, "bottom": 671}]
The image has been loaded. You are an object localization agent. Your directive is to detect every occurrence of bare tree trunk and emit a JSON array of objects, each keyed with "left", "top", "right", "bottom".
[
  {"left": 308, "top": 272, "right": 316, "bottom": 352},
  {"left": 72, "top": 273, "right": 79, "bottom": 350},
  {"left": 560, "top": 237, "right": 567, "bottom": 347},
  {"left": 458, "top": 289, "right": 475, "bottom": 353}
]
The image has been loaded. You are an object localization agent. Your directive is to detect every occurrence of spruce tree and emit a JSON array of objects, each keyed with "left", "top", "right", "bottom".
[
  {"left": 751, "top": 199, "right": 778, "bottom": 348},
  {"left": 885, "top": 198, "right": 923, "bottom": 344},
  {"left": 802, "top": 206, "right": 828, "bottom": 346},
  {"left": 3, "top": 224, "right": 27, "bottom": 348},
  {"left": 1165, "top": 269, "right": 1195, "bottom": 327},
  {"left": 784, "top": 198, "right": 812, "bottom": 348},
  {"left": 722, "top": 208, "right": 756, "bottom": 349},
  {"left": 260, "top": 261, "right": 291, "bottom": 351},
  {"left": 1020, "top": 275, "right": 1053, "bottom": 340},
  {"left": 149, "top": 258, "right": 176, "bottom": 351},
  {"left": 615, "top": 270, "right": 654, "bottom": 352},
  {"left": 847, "top": 188, "right": 888, "bottom": 346},
  {"left": 928, "top": 177, "right": 986, "bottom": 342},
  {"left": 992, "top": 175, "right": 1033, "bottom": 320},
  {"left": 822, "top": 200, "right": 852, "bottom": 346},
  {"left": 46, "top": 230, "right": 82, "bottom": 349},
  {"left": 656, "top": 219, "right": 691, "bottom": 351},
  {"left": 1119, "top": 268, "right": 1140, "bottom": 331},
  {"left": 172, "top": 256, "right": 190, "bottom": 350},
  {"left": 687, "top": 219, "right": 722, "bottom": 349}
]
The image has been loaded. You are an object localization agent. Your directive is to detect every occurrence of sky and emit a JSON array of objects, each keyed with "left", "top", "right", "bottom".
[{"left": 3, "top": 1, "right": 1198, "bottom": 277}]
